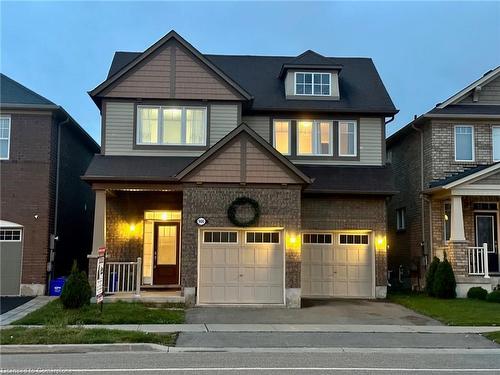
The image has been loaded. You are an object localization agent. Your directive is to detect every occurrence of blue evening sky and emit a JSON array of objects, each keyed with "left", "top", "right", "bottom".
[{"left": 1, "top": 1, "right": 499, "bottom": 144}]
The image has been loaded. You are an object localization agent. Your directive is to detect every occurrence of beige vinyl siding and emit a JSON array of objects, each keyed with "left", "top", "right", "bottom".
[
  {"left": 291, "top": 117, "right": 383, "bottom": 166},
  {"left": 104, "top": 101, "right": 204, "bottom": 157},
  {"left": 458, "top": 75, "right": 500, "bottom": 105},
  {"left": 210, "top": 105, "right": 239, "bottom": 146},
  {"left": 242, "top": 116, "right": 270, "bottom": 141}
]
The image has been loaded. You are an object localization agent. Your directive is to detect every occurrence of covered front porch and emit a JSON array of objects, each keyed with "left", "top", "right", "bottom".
[{"left": 427, "top": 164, "right": 500, "bottom": 296}]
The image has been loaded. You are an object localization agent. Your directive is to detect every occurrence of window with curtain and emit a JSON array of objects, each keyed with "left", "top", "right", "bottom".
[
  {"left": 297, "top": 120, "right": 332, "bottom": 156},
  {"left": 0, "top": 116, "right": 11, "bottom": 160},
  {"left": 454, "top": 126, "right": 474, "bottom": 161},
  {"left": 493, "top": 127, "right": 500, "bottom": 161},
  {"left": 339, "top": 121, "right": 357, "bottom": 156},
  {"left": 137, "top": 106, "right": 206, "bottom": 146},
  {"left": 273, "top": 120, "right": 290, "bottom": 155}
]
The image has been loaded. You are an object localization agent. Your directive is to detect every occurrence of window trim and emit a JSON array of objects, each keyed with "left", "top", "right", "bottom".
[
  {"left": 396, "top": 207, "right": 406, "bottom": 231},
  {"left": 296, "top": 120, "right": 334, "bottom": 156},
  {"left": 0, "top": 115, "right": 11, "bottom": 160},
  {"left": 302, "top": 232, "right": 333, "bottom": 245},
  {"left": 338, "top": 233, "right": 370, "bottom": 245},
  {"left": 0, "top": 228, "right": 22, "bottom": 242},
  {"left": 492, "top": 126, "right": 500, "bottom": 162},
  {"left": 202, "top": 231, "right": 238, "bottom": 244},
  {"left": 244, "top": 231, "right": 281, "bottom": 244},
  {"left": 135, "top": 105, "right": 208, "bottom": 147},
  {"left": 272, "top": 119, "right": 291, "bottom": 156},
  {"left": 338, "top": 120, "right": 358, "bottom": 157},
  {"left": 454, "top": 125, "right": 475, "bottom": 162},
  {"left": 294, "top": 72, "right": 332, "bottom": 97}
]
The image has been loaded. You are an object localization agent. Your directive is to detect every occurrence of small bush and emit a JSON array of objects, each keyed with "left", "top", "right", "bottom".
[
  {"left": 486, "top": 290, "right": 500, "bottom": 303},
  {"left": 60, "top": 261, "right": 92, "bottom": 309},
  {"left": 426, "top": 257, "right": 440, "bottom": 296},
  {"left": 432, "top": 253, "right": 456, "bottom": 299},
  {"left": 467, "top": 287, "right": 488, "bottom": 300}
]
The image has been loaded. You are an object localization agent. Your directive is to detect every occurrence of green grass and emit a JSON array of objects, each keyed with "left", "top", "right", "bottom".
[
  {"left": 0, "top": 327, "right": 176, "bottom": 346},
  {"left": 485, "top": 331, "right": 500, "bottom": 344},
  {"left": 13, "top": 300, "right": 185, "bottom": 325},
  {"left": 389, "top": 293, "right": 500, "bottom": 326}
]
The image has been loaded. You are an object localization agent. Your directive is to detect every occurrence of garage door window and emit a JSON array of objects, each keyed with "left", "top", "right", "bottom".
[
  {"left": 339, "top": 234, "right": 369, "bottom": 245},
  {"left": 303, "top": 233, "right": 332, "bottom": 244},
  {"left": 203, "top": 231, "right": 238, "bottom": 243},
  {"left": 246, "top": 231, "right": 280, "bottom": 244},
  {"left": 0, "top": 229, "right": 22, "bottom": 241}
]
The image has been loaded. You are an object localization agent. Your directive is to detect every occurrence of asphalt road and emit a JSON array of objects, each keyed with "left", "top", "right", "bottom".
[{"left": 1, "top": 349, "right": 500, "bottom": 374}]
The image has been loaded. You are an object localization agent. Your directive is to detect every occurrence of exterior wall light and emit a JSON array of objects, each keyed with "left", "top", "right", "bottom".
[
  {"left": 375, "top": 235, "right": 387, "bottom": 251},
  {"left": 161, "top": 212, "right": 168, "bottom": 221},
  {"left": 286, "top": 232, "right": 301, "bottom": 253},
  {"left": 129, "top": 224, "right": 136, "bottom": 232}
]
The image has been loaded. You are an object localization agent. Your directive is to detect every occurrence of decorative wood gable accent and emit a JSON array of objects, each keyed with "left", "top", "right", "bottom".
[
  {"left": 457, "top": 75, "right": 500, "bottom": 105},
  {"left": 469, "top": 170, "right": 500, "bottom": 185}
]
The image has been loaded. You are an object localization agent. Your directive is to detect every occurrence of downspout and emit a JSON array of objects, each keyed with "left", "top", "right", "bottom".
[
  {"left": 48, "top": 114, "right": 70, "bottom": 292},
  {"left": 412, "top": 120, "right": 425, "bottom": 290}
]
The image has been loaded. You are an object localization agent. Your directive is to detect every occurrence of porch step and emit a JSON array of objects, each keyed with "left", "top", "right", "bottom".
[{"left": 140, "top": 284, "right": 181, "bottom": 291}]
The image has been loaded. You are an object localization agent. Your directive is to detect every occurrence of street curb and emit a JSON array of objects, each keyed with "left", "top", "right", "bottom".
[{"left": 0, "top": 343, "right": 169, "bottom": 354}]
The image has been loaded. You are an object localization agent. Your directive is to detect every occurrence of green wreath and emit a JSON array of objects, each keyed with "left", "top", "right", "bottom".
[{"left": 227, "top": 197, "right": 260, "bottom": 227}]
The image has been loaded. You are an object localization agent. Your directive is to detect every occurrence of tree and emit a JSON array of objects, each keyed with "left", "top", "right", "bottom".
[
  {"left": 60, "top": 261, "right": 92, "bottom": 309},
  {"left": 432, "top": 252, "right": 456, "bottom": 299},
  {"left": 425, "top": 257, "right": 440, "bottom": 296}
]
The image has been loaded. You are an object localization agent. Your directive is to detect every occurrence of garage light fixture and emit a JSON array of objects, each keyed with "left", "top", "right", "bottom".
[
  {"left": 375, "top": 235, "right": 387, "bottom": 251},
  {"left": 286, "top": 232, "right": 301, "bottom": 252}
]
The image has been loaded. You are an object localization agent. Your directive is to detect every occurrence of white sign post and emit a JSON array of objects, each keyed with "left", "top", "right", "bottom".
[{"left": 95, "top": 247, "right": 106, "bottom": 311}]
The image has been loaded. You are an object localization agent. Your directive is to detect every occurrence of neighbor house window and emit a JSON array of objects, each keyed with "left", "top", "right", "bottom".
[
  {"left": 339, "top": 121, "right": 357, "bottom": 157},
  {"left": 444, "top": 202, "right": 451, "bottom": 241},
  {"left": 295, "top": 72, "right": 331, "bottom": 96},
  {"left": 273, "top": 120, "right": 291, "bottom": 155},
  {"left": 454, "top": 125, "right": 474, "bottom": 161},
  {"left": 0, "top": 116, "right": 11, "bottom": 160},
  {"left": 493, "top": 127, "right": 500, "bottom": 161},
  {"left": 137, "top": 106, "right": 207, "bottom": 146},
  {"left": 396, "top": 208, "right": 406, "bottom": 230},
  {"left": 297, "top": 120, "right": 333, "bottom": 156}
]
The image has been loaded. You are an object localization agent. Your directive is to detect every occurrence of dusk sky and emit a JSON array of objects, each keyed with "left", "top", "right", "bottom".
[{"left": 2, "top": 1, "right": 499, "bottom": 144}]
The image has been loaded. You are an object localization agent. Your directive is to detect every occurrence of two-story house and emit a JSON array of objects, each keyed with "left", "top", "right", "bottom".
[
  {"left": 0, "top": 73, "right": 99, "bottom": 296},
  {"left": 387, "top": 66, "right": 500, "bottom": 296},
  {"left": 84, "top": 31, "right": 397, "bottom": 307}
]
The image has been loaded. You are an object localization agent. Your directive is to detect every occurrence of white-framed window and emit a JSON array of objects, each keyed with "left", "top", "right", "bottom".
[
  {"left": 203, "top": 231, "right": 238, "bottom": 243},
  {"left": 339, "top": 234, "right": 369, "bottom": 245},
  {"left": 297, "top": 120, "right": 333, "bottom": 156},
  {"left": 0, "top": 116, "right": 11, "bottom": 160},
  {"left": 492, "top": 126, "right": 500, "bottom": 161},
  {"left": 294, "top": 72, "right": 331, "bottom": 96},
  {"left": 273, "top": 120, "right": 291, "bottom": 155},
  {"left": 136, "top": 105, "right": 207, "bottom": 146},
  {"left": 396, "top": 208, "right": 406, "bottom": 231},
  {"left": 0, "top": 229, "right": 22, "bottom": 242},
  {"left": 338, "top": 121, "right": 357, "bottom": 157},
  {"left": 246, "top": 231, "right": 280, "bottom": 244},
  {"left": 303, "top": 233, "right": 333, "bottom": 244},
  {"left": 444, "top": 202, "right": 451, "bottom": 242},
  {"left": 454, "top": 125, "right": 474, "bottom": 161}
]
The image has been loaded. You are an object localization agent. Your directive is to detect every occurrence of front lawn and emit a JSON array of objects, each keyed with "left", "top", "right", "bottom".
[
  {"left": 13, "top": 300, "right": 185, "bottom": 325},
  {"left": 485, "top": 331, "right": 500, "bottom": 344},
  {"left": 0, "top": 326, "right": 176, "bottom": 346},
  {"left": 389, "top": 293, "right": 500, "bottom": 326}
]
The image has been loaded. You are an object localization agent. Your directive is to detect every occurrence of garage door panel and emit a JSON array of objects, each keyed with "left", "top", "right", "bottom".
[
  {"left": 334, "top": 248, "right": 347, "bottom": 263},
  {"left": 240, "top": 248, "right": 255, "bottom": 265}
]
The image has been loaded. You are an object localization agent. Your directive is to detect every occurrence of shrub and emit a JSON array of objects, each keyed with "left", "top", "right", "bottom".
[
  {"left": 425, "top": 257, "right": 440, "bottom": 296},
  {"left": 486, "top": 290, "right": 500, "bottom": 303},
  {"left": 432, "top": 253, "right": 456, "bottom": 299},
  {"left": 60, "top": 261, "right": 92, "bottom": 309},
  {"left": 467, "top": 287, "right": 488, "bottom": 300}
]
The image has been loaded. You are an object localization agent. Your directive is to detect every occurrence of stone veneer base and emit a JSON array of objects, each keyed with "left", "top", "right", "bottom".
[{"left": 20, "top": 283, "right": 45, "bottom": 296}]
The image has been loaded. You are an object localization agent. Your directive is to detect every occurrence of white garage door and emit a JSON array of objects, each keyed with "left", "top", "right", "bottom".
[
  {"left": 301, "top": 232, "right": 373, "bottom": 298},
  {"left": 198, "top": 230, "right": 284, "bottom": 304}
]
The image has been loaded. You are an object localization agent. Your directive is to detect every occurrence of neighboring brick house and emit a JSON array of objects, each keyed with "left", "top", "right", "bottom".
[
  {"left": 387, "top": 66, "right": 500, "bottom": 296},
  {"left": 84, "top": 30, "right": 397, "bottom": 307},
  {"left": 0, "top": 73, "right": 100, "bottom": 296}
]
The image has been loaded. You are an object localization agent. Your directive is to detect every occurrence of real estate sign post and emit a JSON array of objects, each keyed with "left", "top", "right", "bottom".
[{"left": 96, "top": 247, "right": 106, "bottom": 311}]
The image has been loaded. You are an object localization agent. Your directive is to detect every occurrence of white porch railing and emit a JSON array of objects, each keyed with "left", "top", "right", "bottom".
[
  {"left": 467, "top": 243, "right": 490, "bottom": 278},
  {"left": 105, "top": 257, "right": 142, "bottom": 295}
]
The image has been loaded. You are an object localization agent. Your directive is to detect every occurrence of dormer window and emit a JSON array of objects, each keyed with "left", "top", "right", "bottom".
[{"left": 295, "top": 72, "right": 331, "bottom": 96}]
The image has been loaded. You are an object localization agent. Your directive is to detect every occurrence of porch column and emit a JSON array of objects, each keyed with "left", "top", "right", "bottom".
[
  {"left": 91, "top": 189, "right": 106, "bottom": 256},
  {"left": 449, "top": 195, "right": 466, "bottom": 241}
]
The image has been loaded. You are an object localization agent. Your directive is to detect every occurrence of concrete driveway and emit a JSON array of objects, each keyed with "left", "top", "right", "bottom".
[
  {"left": 0, "top": 296, "right": 34, "bottom": 314},
  {"left": 186, "top": 299, "right": 440, "bottom": 326}
]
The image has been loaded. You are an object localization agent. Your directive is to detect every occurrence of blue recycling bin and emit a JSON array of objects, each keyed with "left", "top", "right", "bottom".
[{"left": 49, "top": 277, "right": 67, "bottom": 296}]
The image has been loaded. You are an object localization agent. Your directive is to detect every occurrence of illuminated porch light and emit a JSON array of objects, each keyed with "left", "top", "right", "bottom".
[
  {"left": 286, "top": 232, "right": 301, "bottom": 252},
  {"left": 129, "top": 224, "right": 136, "bottom": 232},
  {"left": 375, "top": 235, "right": 387, "bottom": 251},
  {"left": 161, "top": 212, "right": 168, "bottom": 221}
]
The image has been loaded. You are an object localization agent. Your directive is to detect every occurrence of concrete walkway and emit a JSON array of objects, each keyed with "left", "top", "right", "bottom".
[
  {"left": 2, "top": 323, "right": 499, "bottom": 334},
  {"left": 0, "top": 296, "right": 55, "bottom": 326}
]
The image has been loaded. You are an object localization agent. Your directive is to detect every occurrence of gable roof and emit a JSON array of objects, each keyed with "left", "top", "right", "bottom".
[
  {"left": 89, "top": 30, "right": 252, "bottom": 102},
  {"left": 427, "top": 163, "right": 500, "bottom": 190},
  {"left": 176, "top": 123, "right": 312, "bottom": 183},
  {"left": 101, "top": 32, "right": 397, "bottom": 115},
  {"left": 0, "top": 73, "right": 57, "bottom": 108}
]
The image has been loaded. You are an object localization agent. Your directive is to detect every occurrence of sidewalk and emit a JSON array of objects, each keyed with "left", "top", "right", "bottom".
[
  {"left": 2, "top": 323, "right": 499, "bottom": 334},
  {"left": 0, "top": 297, "right": 55, "bottom": 326}
]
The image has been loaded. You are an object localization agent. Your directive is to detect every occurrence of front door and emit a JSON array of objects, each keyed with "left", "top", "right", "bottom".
[
  {"left": 153, "top": 222, "right": 180, "bottom": 285},
  {"left": 475, "top": 213, "right": 499, "bottom": 273}
]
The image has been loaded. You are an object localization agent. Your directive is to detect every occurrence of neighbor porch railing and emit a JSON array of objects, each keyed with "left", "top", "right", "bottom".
[
  {"left": 467, "top": 243, "right": 490, "bottom": 278},
  {"left": 105, "top": 257, "right": 142, "bottom": 295}
]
